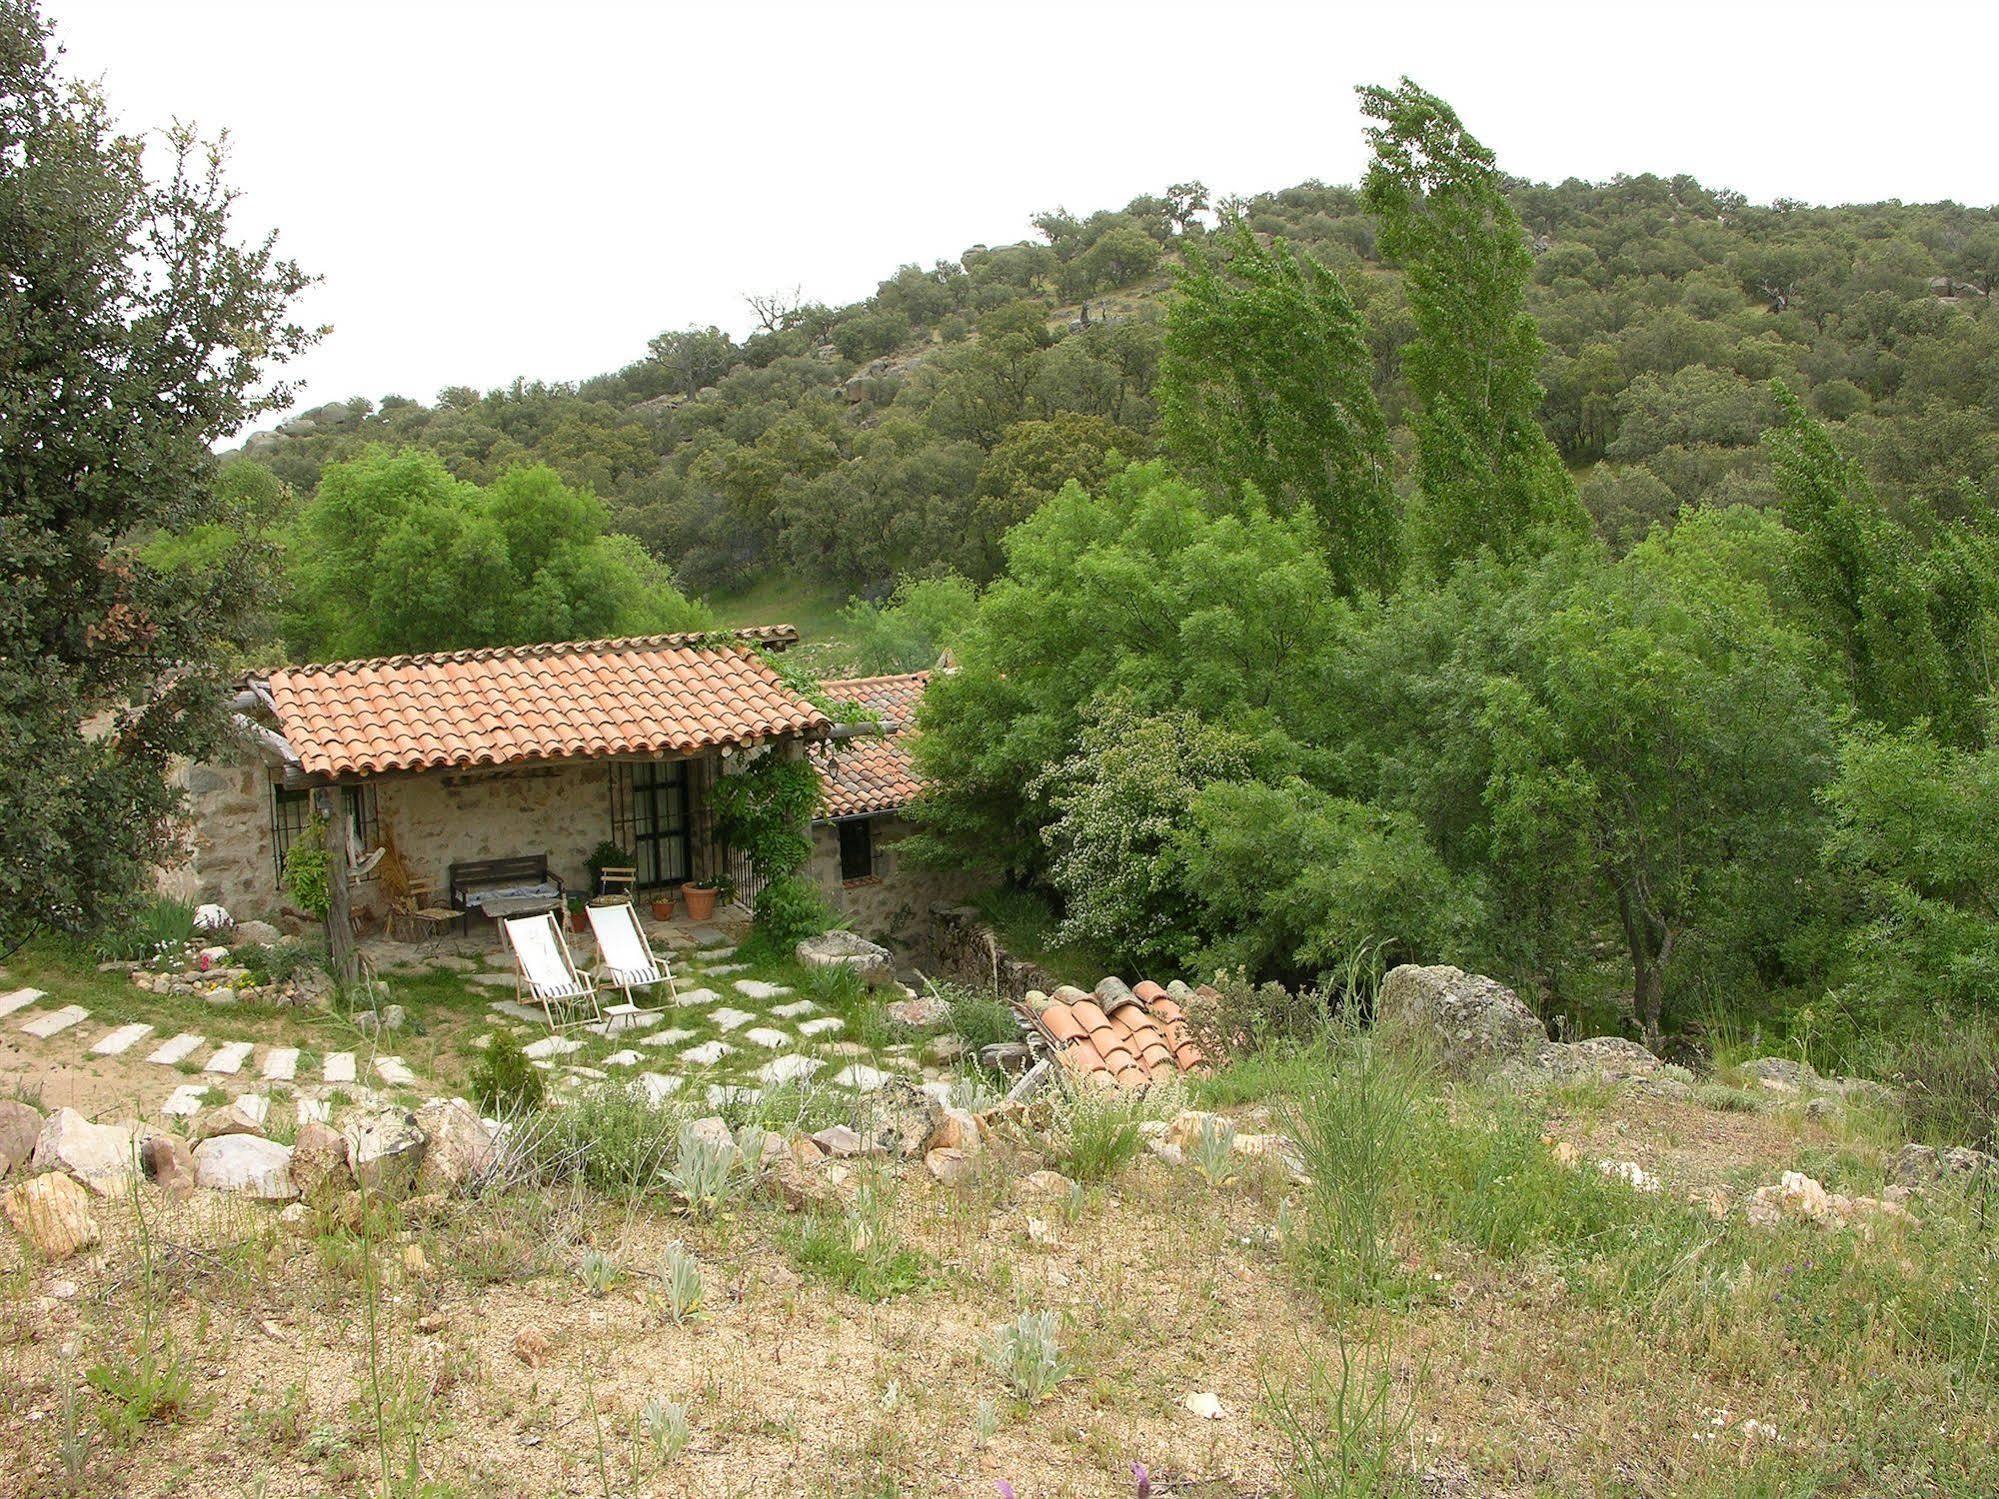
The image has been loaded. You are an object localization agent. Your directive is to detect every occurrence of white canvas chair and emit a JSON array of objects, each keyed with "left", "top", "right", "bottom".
[
  {"left": 500, "top": 911, "right": 601, "bottom": 1031},
  {"left": 585, "top": 898, "right": 678, "bottom": 1014}
]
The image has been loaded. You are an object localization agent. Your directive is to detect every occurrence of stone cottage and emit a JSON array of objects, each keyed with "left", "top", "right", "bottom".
[
  {"left": 807, "top": 672, "right": 985, "bottom": 945},
  {"left": 168, "top": 627, "right": 829, "bottom": 925}
]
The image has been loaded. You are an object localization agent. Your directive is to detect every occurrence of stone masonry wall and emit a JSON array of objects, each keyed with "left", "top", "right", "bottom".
[
  {"left": 160, "top": 748, "right": 282, "bottom": 917},
  {"left": 806, "top": 813, "right": 989, "bottom": 956}
]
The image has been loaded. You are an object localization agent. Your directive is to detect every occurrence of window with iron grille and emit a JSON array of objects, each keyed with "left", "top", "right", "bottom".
[
  {"left": 271, "top": 783, "right": 379, "bottom": 881},
  {"left": 607, "top": 759, "right": 691, "bottom": 887}
]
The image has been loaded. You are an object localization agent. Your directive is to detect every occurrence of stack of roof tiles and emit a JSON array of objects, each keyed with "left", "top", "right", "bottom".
[
  {"left": 813, "top": 672, "right": 928, "bottom": 819},
  {"left": 1029, "top": 978, "right": 1209, "bottom": 1091},
  {"left": 259, "top": 628, "right": 825, "bottom": 778}
]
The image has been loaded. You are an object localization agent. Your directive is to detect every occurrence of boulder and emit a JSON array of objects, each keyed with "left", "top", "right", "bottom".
[
  {"left": 1165, "top": 1109, "right": 1227, "bottom": 1153},
  {"left": 924, "top": 1147, "right": 976, "bottom": 1186},
  {"left": 684, "top": 1116, "right": 735, "bottom": 1153},
  {"left": 413, "top": 1100, "right": 495, "bottom": 1193},
  {"left": 795, "top": 930, "right": 893, "bottom": 986},
  {"left": 140, "top": 1133, "right": 197, "bottom": 1196},
  {"left": 1889, "top": 1142, "right": 1996, "bottom": 1190},
  {"left": 1738, "top": 1057, "right": 1818, "bottom": 1094},
  {"left": 3, "top": 1171, "right": 101, "bottom": 1258},
  {"left": 230, "top": 919, "right": 282, "bottom": 948},
  {"left": 885, "top": 992, "right": 950, "bottom": 1027},
  {"left": 810, "top": 1124, "right": 864, "bottom": 1158},
  {"left": 290, "top": 1121, "right": 354, "bottom": 1199},
  {"left": 1376, "top": 965, "right": 1548, "bottom": 1070},
  {"left": 29, "top": 1109, "right": 140, "bottom": 1196},
  {"left": 923, "top": 1102, "right": 981, "bottom": 1156},
  {"left": 342, "top": 1108, "right": 427, "bottom": 1198},
  {"left": 191, "top": 1103, "right": 266, "bottom": 1144},
  {"left": 193, "top": 1135, "right": 298, "bottom": 1199},
  {"left": 1018, "top": 1169, "right": 1076, "bottom": 1200},
  {"left": 1539, "top": 1036, "right": 1661, "bottom": 1081},
  {"left": 0, "top": 1099, "right": 42, "bottom": 1177},
  {"left": 1745, "top": 1169, "right": 1911, "bottom": 1232}
]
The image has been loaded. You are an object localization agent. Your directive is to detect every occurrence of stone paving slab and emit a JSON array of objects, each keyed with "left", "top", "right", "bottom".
[
  {"left": 679, "top": 1039, "right": 731, "bottom": 1066},
  {"left": 733, "top": 980, "right": 790, "bottom": 1001},
  {"left": 833, "top": 1064, "right": 892, "bottom": 1092},
  {"left": 633, "top": 1072, "right": 683, "bottom": 1104},
  {"left": 760, "top": 1054, "right": 824, "bottom": 1085},
  {"left": 709, "top": 1007, "right": 755, "bottom": 1032},
  {"left": 672, "top": 986, "right": 719, "bottom": 1008},
  {"left": 148, "top": 1032, "right": 205, "bottom": 1066},
  {"left": 261, "top": 1047, "right": 299, "bottom": 1081},
  {"left": 22, "top": 1004, "right": 89, "bottom": 1038},
  {"left": 602, "top": 1049, "right": 641, "bottom": 1067},
  {"left": 234, "top": 1093, "right": 270, "bottom": 1125},
  {"left": 742, "top": 1027, "right": 792, "bottom": 1050},
  {"left": 162, "top": 1083, "right": 208, "bottom": 1118},
  {"left": 91, "top": 1022, "right": 154, "bottom": 1056},
  {"left": 523, "top": 1035, "right": 584, "bottom": 1060},
  {"left": 375, "top": 1056, "right": 416, "bottom": 1086},
  {"left": 0, "top": 987, "right": 47, "bottom": 1018},
  {"left": 296, "top": 1097, "right": 331, "bottom": 1125},
  {"left": 487, "top": 1000, "right": 544, "bottom": 1023},
  {"left": 702, "top": 963, "right": 748, "bottom": 977},
  {"left": 770, "top": 1000, "right": 818, "bottom": 1019},
  {"left": 322, "top": 1052, "right": 356, "bottom": 1084},
  {"left": 584, "top": 1006, "right": 664, "bottom": 1037},
  {"left": 798, "top": 1016, "right": 844, "bottom": 1037},
  {"left": 204, "top": 1040, "right": 254, "bottom": 1075},
  {"left": 640, "top": 1027, "right": 695, "bottom": 1047},
  {"left": 706, "top": 1083, "right": 762, "bottom": 1108}
]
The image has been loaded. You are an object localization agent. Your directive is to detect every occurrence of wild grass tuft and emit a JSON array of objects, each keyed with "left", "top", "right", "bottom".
[
  {"left": 1050, "top": 1083, "right": 1152, "bottom": 1183},
  {"left": 983, "top": 1310, "right": 1070, "bottom": 1402}
]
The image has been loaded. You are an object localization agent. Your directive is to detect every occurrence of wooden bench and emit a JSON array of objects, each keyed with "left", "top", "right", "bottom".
[{"left": 448, "top": 854, "right": 566, "bottom": 931}]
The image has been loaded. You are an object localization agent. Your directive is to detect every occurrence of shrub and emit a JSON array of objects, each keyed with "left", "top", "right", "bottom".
[
  {"left": 282, "top": 815, "right": 330, "bottom": 918},
  {"left": 1891, "top": 1020, "right": 1999, "bottom": 1152},
  {"left": 1051, "top": 1084, "right": 1149, "bottom": 1183},
  {"left": 658, "top": 1242, "right": 704, "bottom": 1323},
  {"left": 470, "top": 1031, "right": 546, "bottom": 1115},
  {"left": 91, "top": 895, "right": 195, "bottom": 964},
  {"left": 984, "top": 1310, "right": 1071, "bottom": 1402},
  {"left": 751, "top": 874, "right": 829, "bottom": 946}
]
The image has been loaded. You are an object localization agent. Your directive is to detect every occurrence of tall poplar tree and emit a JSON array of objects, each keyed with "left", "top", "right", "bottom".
[
  {"left": 1359, "top": 78, "right": 1584, "bottom": 575},
  {"left": 1159, "top": 224, "right": 1401, "bottom": 596}
]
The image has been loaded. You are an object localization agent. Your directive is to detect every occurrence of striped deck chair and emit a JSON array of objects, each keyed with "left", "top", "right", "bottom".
[
  {"left": 500, "top": 911, "right": 601, "bottom": 1031},
  {"left": 585, "top": 898, "right": 678, "bottom": 1017}
]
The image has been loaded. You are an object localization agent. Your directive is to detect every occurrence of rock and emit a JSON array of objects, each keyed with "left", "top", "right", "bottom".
[
  {"left": 29, "top": 1109, "right": 140, "bottom": 1196},
  {"left": 684, "top": 1116, "right": 735, "bottom": 1153},
  {"left": 979, "top": 1041, "right": 1034, "bottom": 1072},
  {"left": 0, "top": 1099, "right": 42, "bottom": 1177},
  {"left": 795, "top": 930, "right": 894, "bottom": 986},
  {"left": 1738, "top": 1057, "right": 1818, "bottom": 1095},
  {"left": 1232, "top": 1133, "right": 1307, "bottom": 1181},
  {"left": 191, "top": 1102, "right": 266, "bottom": 1144},
  {"left": 414, "top": 1100, "right": 495, "bottom": 1193},
  {"left": 380, "top": 1004, "right": 408, "bottom": 1032},
  {"left": 1376, "top": 965, "right": 1548, "bottom": 1070},
  {"left": 924, "top": 1147, "right": 976, "bottom": 1186},
  {"left": 767, "top": 1150, "right": 836, "bottom": 1211},
  {"left": 343, "top": 1108, "right": 427, "bottom": 1198},
  {"left": 923, "top": 1102, "right": 981, "bottom": 1155},
  {"left": 925, "top": 1035, "right": 966, "bottom": 1064},
  {"left": 1824, "top": 1075, "right": 1899, "bottom": 1110},
  {"left": 3, "top": 1172, "right": 101, "bottom": 1259},
  {"left": 140, "top": 1133, "right": 197, "bottom": 1196},
  {"left": 1596, "top": 1158, "right": 1662, "bottom": 1193},
  {"left": 792, "top": 1136, "right": 827, "bottom": 1165},
  {"left": 1889, "top": 1142, "right": 1995, "bottom": 1190},
  {"left": 1165, "top": 1109, "right": 1225, "bottom": 1153},
  {"left": 513, "top": 1325, "right": 551, "bottom": 1368},
  {"left": 416, "top": 1312, "right": 448, "bottom": 1334},
  {"left": 1539, "top": 1036, "right": 1661, "bottom": 1080},
  {"left": 290, "top": 1121, "right": 354, "bottom": 1199},
  {"left": 193, "top": 1135, "right": 298, "bottom": 1199},
  {"left": 230, "top": 920, "right": 282, "bottom": 948},
  {"left": 1745, "top": 1170, "right": 1911, "bottom": 1232},
  {"left": 810, "top": 1124, "right": 864, "bottom": 1158},
  {"left": 205, "top": 987, "right": 238, "bottom": 1007},
  {"left": 1019, "top": 1169, "right": 1075, "bottom": 1200},
  {"left": 884, "top": 993, "right": 950, "bottom": 1028}
]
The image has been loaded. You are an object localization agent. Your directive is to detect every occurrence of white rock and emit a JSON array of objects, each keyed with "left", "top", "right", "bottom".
[
  {"left": 146, "top": 1032, "right": 205, "bottom": 1066},
  {"left": 161, "top": 1084, "right": 208, "bottom": 1119},
  {"left": 322, "top": 1052, "right": 356, "bottom": 1084},
  {"left": 203, "top": 1040, "right": 254, "bottom": 1075},
  {"left": 0, "top": 987, "right": 48, "bottom": 1018},
  {"left": 832, "top": 1064, "right": 891, "bottom": 1092},
  {"left": 641, "top": 1026, "right": 696, "bottom": 1047},
  {"left": 21, "top": 1004, "right": 89, "bottom": 1039},
  {"left": 193, "top": 1135, "right": 297, "bottom": 1199},
  {"left": 759, "top": 1054, "right": 825, "bottom": 1085},
  {"left": 29, "top": 1109, "right": 139, "bottom": 1195},
  {"left": 91, "top": 1022, "right": 154, "bottom": 1056},
  {"left": 1183, "top": 1391, "right": 1225, "bottom": 1420},
  {"left": 375, "top": 1056, "right": 417, "bottom": 1086},
  {"left": 799, "top": 1016, "right": 844, "bottom": 1037},
  {"left": 679, "top": 1040, "right": 731, "bottom": 1066},
  {"left": 260, "top": 1047, "right": 299, "bottom": 1081},
  {"left": 742, "top": 1027, "right": 792, "bottom": 1050},
  {"left": 770, "top": 1000, "right": 817, "bottom": 1019},
  {"left": 708, "top": 1007, "right": 755, "bottom": 1032},
  {"left": 522, "top": 1035, "right": 584, "bottom": 1060},
  {"left": 602, "top": 1049, "right": 641, "bottom": 1067},
  {"left": 733, "top": 980, "right": 791, "bottom": 1001},
  {"left": 672, "top": 986, "right": 719, "bottom": 1008},
  {"left": 633, "top": 1072, "right": 684, "bottom": 1105}
]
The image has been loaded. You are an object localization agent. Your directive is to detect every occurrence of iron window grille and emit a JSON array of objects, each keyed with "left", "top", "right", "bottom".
[{"left": 271, "top": 783, "right": 378, "bottom": 881}]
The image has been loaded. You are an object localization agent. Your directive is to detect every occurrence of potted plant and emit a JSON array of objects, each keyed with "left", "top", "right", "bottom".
[
  {"left": 680, "top": 879, "right": 718, "bottom": 922},
  {"left": 650, "top": 889, "right": 677, "bottom": 922},
  {"left": 585, "top": 840, "right": 635, "bottom": 897},
  {"left": 566, "top": 893, "right": 589, "bottom": 933}
]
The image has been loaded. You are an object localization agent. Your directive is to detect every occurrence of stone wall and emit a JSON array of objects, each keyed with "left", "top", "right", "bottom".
[
  {"left": 923, "top": 901, "right": 1055, "bottom": 1001},
  {"left": 805, "top": 813, "right": 989, "bottom": 956},
  {"left": 160, "top": 748, "right": 282, "bottom": 916}
]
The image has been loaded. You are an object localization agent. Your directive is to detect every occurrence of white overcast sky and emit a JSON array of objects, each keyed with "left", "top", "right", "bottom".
[{"left": 41, "top": 0, "right": 1999, "bottom": 436}]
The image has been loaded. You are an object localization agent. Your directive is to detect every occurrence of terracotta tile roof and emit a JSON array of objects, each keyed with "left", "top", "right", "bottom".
[
  {"left": 813, "top": 672, "right": 928, "bottom": 819},
  {"left": 260, "top": 629, "right": 828, "bottom": 778},
  {"left": 1030, "top": 978, "right": 1209, "bottom": 1091}
]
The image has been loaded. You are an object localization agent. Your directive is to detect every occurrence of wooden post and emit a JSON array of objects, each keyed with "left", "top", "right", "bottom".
[{"left": 315, "top": 787, "right": 359, "bottom": 987}]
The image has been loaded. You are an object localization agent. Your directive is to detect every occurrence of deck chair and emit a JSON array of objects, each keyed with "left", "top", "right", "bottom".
[
  {"left": 500, "top": 911, "right": 601, "bottom": 1031},
  {"left": 584, "top": 897, "right": 678, "bottom": 1013}
]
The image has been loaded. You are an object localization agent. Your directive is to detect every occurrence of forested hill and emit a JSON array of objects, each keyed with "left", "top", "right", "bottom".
[{"left": 233, "top": 176, "right": 1999, "bottom": 599}]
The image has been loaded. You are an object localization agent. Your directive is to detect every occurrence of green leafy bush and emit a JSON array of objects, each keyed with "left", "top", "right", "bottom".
[
  {"left": 91, "top": 896, "right": 195, "bottom": 964},
  {"left": 282, "top": 815, "right": 330, "bottom": 918},
  {"left": 751, "top": 874, "right": 829, "bottom": 947},
  {"left": 470, "top": 1031, "right": 546, "bottom": 1115}
]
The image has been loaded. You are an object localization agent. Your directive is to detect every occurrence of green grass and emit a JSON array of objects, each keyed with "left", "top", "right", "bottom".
[{"left": 970, "top": 886, "right": 1110, "bottom": 988}]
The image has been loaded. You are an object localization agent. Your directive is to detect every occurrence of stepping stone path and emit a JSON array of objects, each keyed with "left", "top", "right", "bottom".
[
  {"left": 733, "top": 980, "right": 790, "bottom": 1001},
  {"left": 162, "top": 1084, "right": 208, "bottom": 1118},
  {"left": 673, "top": 987, "right": 719, "bottom": 1008},
  {"left": 634, "top": 1072, "right": 682, "bottom": 1104},
  {"left": 296, "top": 1098, "right": 331, "bottom": 1125},
  {"left": 487, "top": 1000, "right": 544, "bottom": 1023},
  {"left": 323, "top": 1052, "right": 356, "bottom": 1084},
  {"left": 706, "top": 1083, "right": 762, "bottom": 1108},
  {"left": 261, "top": 1047, "right": 299, "bottom": 1082},
  {"left": 523, "top": 1036, "right": 584, "bottom": 1060},
  {"left": 696, "top": 947, "right": 736, "bottom": 963},
  {"left": 375, "top": 1056, "right": 416, "bottom": 1086},
  {"left": 641, "top": 1027, "right": 695, "bottom": 1047},
  {"left": 760, "top": 1054, "right": 823, "bottom": 1085},
  {"left": 585, "top": 1006, "right": 662, "bottom": 1037},
  {"left": 234, "top": 1094, "right": 270, "bottom": 1126},
  {"left": 771, "top": 1000, "right": 817, "bottom": 1019},
  {"left": 602, "top": 1049, "right": 641, "bottom": 1067},
  {"left": 709, "top": 1007, "right": 755, "bottom": 1032},
  {"left": 799, "top": 1016, "right": 844, "bottom": 1037},
  {"left": 21, "top": 1005, "right": 88, "bottom": 1039},
  {"left": 91, "top": 1022, "right": 154, "bottom": 1056},
  {"left": 204, "top": 1041, "right": 254, "bottom": 1075},
  {"left": 0, "top": 987, "right": 46, "bottom": 1018},
  {"left": 679, "top": 1040, "right": 731, "bottom": 1066},
  {"left": 148, "top": 1032, "right": 205, "bottom": 1066},
  {"left": 742, "top": 1027, "right": 792, "bottom": 1050},
  {"left": 833, "top": 1064, "right": 892, "bottom": 1092},
  {"left": 703, "top": 964, "right": 748, "bottom": 977}
]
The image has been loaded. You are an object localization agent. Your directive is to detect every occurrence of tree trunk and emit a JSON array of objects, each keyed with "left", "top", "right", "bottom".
[{"left": 316, "top": 788, "right": 358, "bottom": 989}]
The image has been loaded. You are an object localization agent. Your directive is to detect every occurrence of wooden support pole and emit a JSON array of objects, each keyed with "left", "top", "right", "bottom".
[{"left": 315, "top": 787, "right": 358, "bottom": 988}]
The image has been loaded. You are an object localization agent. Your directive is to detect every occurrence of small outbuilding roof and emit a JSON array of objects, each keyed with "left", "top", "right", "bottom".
[
  {"left": 813, "top": 672, "right": 928, "bottom": 819},
  {"left": 258, "top": 628, "right": 826, "bottom": 779}
]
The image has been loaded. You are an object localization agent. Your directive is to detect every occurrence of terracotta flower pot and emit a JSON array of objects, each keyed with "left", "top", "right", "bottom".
[
  {"left": 681, "top": 884, "right": 718, "bottom": 922},
  {"left": 568, "top": 908, "right": 588, "bottom": 933},
  {"left": 651, "top": 895, "right": 676, "bottom": 922}
]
